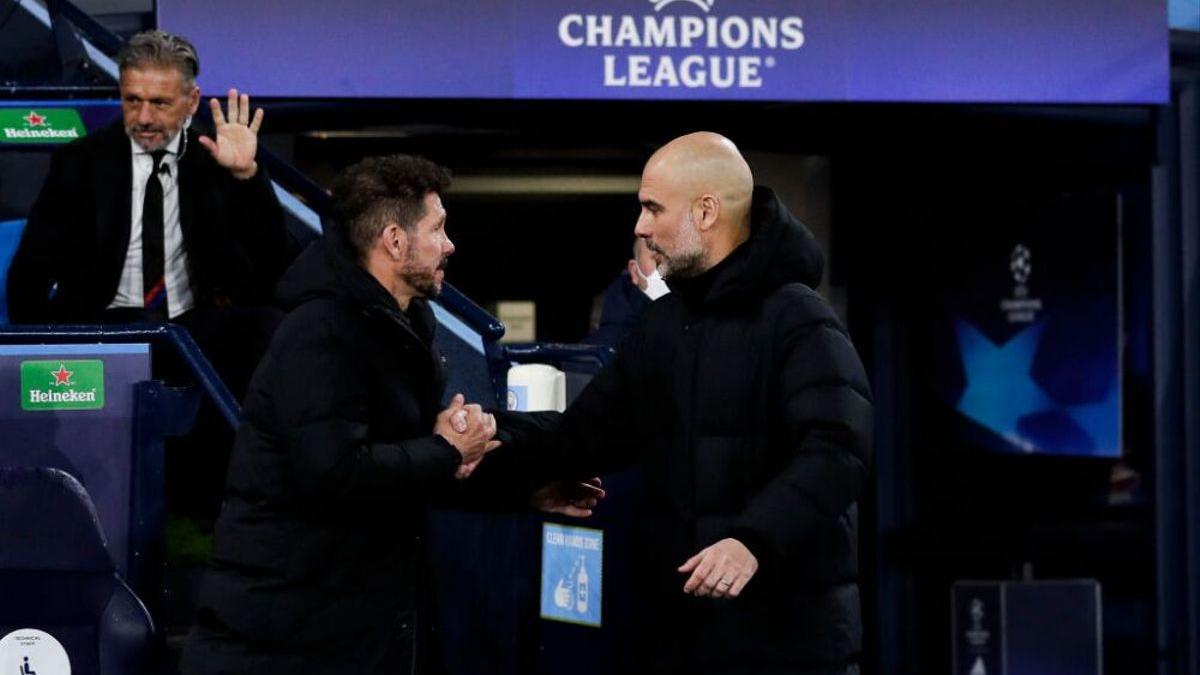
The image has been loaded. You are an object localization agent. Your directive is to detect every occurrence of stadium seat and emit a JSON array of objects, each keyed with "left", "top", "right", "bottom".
[{"left": 0, "top": 466, "right": 154, "bottom": 675}]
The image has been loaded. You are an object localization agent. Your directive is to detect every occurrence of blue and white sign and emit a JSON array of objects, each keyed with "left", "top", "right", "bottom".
[
  {"left": 541, "top": 523, "right": 603, "bottom": 627},
  {"left": 160, "top": 0, "right": 1168, "bottom": 104}
]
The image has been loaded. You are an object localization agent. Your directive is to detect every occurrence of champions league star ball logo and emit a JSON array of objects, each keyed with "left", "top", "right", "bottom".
[
  {"left": 650, "top": 0, "right": 716, "bottom": 12},
  {"left": 1010, "top": 244, "right": 1032, "bottom": 285},
  {"left": 1001, "top": 243, "right": 1041, "bottom": 322}
]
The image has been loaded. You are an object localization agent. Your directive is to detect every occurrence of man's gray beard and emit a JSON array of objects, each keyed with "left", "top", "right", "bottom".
[
  {"left": 658, "top": 212, "right": 707, "bottom": 279},
  {"left": 126, "top": 125, "right": 182, "bottom": 152},
  {"left": 658, "top": 250, "right": 706, "bottom": 279}
]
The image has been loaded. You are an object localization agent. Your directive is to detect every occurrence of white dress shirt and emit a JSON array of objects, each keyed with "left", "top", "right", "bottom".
[{"left": 108, "top": 131, "right": 195, "bottom": 318}]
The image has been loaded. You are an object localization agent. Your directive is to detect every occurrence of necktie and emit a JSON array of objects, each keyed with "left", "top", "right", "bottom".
[{"left": 142, "top": 150, "right": 168, "bottom": 320}]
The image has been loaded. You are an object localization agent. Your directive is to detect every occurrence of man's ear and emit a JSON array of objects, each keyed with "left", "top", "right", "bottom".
[
  {"left": 186, "top": 85, "right": 201, "bottom": 117},
  {"left": 383, "top": 223, "right": 408, "bottom": 261},
  {"left": 693, "top": 194, "right": 720, "bottom": 232}
]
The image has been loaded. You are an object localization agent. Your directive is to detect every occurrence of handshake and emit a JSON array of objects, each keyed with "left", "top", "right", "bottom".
[
  {"left": 434, "top": 393, "right": 500, "bottom": 480},
  {"left": 432, "top": 392, "right": 605, "bottom": 517}
]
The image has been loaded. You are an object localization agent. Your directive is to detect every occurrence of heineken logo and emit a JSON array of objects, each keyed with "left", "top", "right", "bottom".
[
  {"left": 20, "top": 360, "right": 105, "bottom": 410},
  {"left": 0, "top": 108, "right": 86, "bottom": 145}
]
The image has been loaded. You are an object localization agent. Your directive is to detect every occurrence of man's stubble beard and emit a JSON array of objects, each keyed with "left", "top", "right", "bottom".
[
  {"left": 401, "top": 251, "right": 446, "bottom": 300},
  {"left": 656, "top": 212, "right": 707, "bottom": 280},
  {"left": 126, "top": 120, "right": 185, "bottom": 152}
]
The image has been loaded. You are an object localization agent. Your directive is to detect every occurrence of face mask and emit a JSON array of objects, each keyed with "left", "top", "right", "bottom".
[{"left": 634, "top": 266, "right": 671, "bottom": 300}]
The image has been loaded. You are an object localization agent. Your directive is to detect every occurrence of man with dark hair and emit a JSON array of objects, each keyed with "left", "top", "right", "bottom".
[
  {"left": 488, "top": 132, "right": 871, "bottom": 674},
  {"left": 7, "top": 29, "right": 291, "bottom": 387},
  {"left": 181, "top": 155, "right": 595, "bottom": 675}
]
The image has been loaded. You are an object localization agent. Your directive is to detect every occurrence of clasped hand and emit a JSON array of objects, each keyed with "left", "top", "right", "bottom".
[{"left": 435, "top": 393, "right": 500, "bottom": 479}]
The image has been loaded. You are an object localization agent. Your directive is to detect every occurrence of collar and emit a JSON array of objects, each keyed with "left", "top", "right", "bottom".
[{"left": 669, "top": 239, "right": 750, "bottom": 311}]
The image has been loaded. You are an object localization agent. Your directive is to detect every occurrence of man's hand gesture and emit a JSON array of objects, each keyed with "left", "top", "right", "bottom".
[
  {"left": 198, "top": 88, "right": 262, "bottom": 180},
  {"left": 435, "top": 393, "right": 501, "bottom": 478},
  {"left": 678, "top": 538, "right": 758, "bottom": 599}
]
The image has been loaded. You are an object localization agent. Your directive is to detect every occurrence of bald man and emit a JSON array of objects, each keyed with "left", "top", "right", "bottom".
[{"left": 485, "top": 133, "right": 871, "bottom": 674}]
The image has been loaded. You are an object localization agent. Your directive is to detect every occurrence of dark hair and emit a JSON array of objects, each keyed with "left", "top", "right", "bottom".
[
  {"left": 117, "top": 31, "right": 200, "bottom": 87},
  {"left": 330, "top": 154, "right": 452, "bottom": 259}
]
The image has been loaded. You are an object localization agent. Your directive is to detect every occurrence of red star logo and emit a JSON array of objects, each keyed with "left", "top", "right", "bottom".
[
  {"left": 23, "top": 111, "right": 47, "bottom": 127},
  {"left": 51, "top": 364, "right": 73, "bottom": 386}
]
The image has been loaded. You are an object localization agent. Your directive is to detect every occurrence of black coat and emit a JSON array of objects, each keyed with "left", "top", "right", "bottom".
[
  {"left": 181, "top": 230, "right": 463, "bottom": 675},
  {"left": 493, "top": 187, "right": 872, "bottom": 674},
  {"left": 6, "top": 120, "right": 290, "bottom": 323}
]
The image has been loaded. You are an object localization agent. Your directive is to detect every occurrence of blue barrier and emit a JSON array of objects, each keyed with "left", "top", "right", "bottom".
[
  {"left": 0, "top": 324, "right": 240, "bottom": 428},
  {"left": 0, "top": 220, "right": 26, "bottom": 325},
  {"left": 0, "top": 322, "right": 239, "bottom": 618}
]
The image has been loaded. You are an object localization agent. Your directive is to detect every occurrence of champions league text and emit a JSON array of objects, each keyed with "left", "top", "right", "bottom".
[{"left": 558, "top": 13, "right": 805, "bottom": 89}]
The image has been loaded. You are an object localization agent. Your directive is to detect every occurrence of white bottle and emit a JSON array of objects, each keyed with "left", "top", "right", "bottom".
[{"left": 575, "top": 556, "right": 589, "bottom": 614}]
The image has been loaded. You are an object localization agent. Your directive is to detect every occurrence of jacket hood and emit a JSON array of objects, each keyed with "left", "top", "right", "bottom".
[
  {"left": 275, "top": 225, "right": 436, "bottom": 344},
  {"left": 702, "top": 186, "right": 825, "bottom": 307}
]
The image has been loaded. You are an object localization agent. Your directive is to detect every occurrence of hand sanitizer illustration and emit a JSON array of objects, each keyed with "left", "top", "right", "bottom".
[
  {"left": 553, "top": 577, "right": 572, "bottom": 609},
  {"left": 575, "top": 555, "right": 589, "bottom": 614}
]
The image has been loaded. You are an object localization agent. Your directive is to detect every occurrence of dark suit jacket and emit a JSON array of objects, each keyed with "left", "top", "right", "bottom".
[{"left": 6, "top": 120, "right": 291, "bottom": 323}]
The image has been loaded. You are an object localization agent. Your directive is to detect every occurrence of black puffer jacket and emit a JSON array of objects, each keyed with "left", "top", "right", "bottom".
[
  {"left": 181, "top": 229, "right": 462, "bottom": 675},
  {"left": 498, "top": 187, "right": 872, "bottom": 674}
]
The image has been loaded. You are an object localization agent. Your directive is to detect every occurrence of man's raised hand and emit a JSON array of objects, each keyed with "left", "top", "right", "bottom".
[{"left": 198, "top": 88, "right": 262, "bottom": 179}]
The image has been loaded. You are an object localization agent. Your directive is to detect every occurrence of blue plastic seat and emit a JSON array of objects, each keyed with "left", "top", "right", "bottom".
[{"left": 0, "top": 467, "right": 154, "bottom": 675}]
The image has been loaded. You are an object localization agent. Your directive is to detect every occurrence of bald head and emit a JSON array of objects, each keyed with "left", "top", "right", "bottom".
[
  {"left": 646, "top": 132, "right": 753, "bottom": 222},
  {"left": 634, "top": 132, "right": 755, "bottom": 278}
]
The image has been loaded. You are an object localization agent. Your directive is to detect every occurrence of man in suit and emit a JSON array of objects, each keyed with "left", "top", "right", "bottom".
[
  {"left": 7, "top": 30, "right": 294, "bottom": 515},
  {"left": 6, "top": 30, "right": 291, "bottom": 394}
]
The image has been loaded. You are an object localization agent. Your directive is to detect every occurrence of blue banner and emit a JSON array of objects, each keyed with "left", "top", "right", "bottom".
[
  {"left": 929, "top": 191, "right": 1122, "bottom": 457},
  {"left": 159, "top": 0, "right": 1168, "bottom": 104},
  {"left": 541, "top": 523, "right": 603, "bottom": 627}
]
